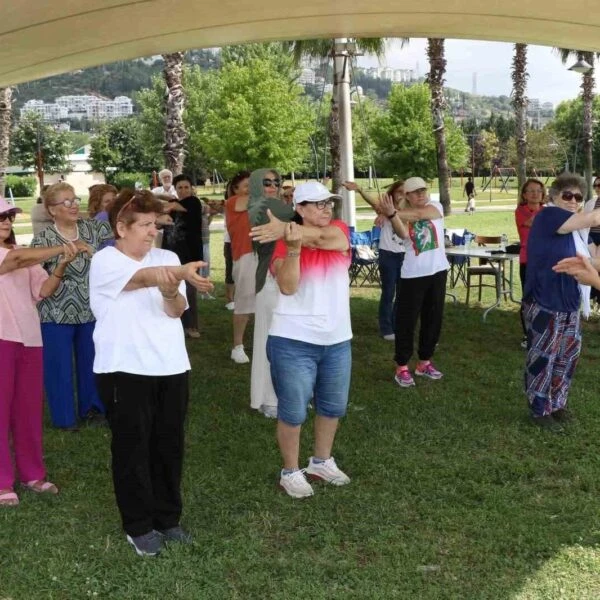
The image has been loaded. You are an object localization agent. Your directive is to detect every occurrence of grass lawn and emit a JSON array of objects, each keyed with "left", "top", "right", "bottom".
[{"left": 3, "top": 227, "right": 600, "bottom": 599}]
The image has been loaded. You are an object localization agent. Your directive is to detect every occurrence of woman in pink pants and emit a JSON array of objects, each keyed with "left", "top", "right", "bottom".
[{"left": 0, "top": 198, "right": 83, "bottom": 506}]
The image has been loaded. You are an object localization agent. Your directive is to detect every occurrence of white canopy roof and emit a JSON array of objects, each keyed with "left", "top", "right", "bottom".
[{"left": 1, "top": 1, "right": 598, "bottom": 86}]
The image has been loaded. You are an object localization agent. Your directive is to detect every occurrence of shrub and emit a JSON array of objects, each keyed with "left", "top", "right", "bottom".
[
  {"left": 4, "top": 175, "right": 37, "bottom": 198},
  {"left": 109, "top": 172, "right": 151, "bottom": 190}
]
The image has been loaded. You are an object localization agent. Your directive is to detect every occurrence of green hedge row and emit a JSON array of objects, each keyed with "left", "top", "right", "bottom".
[{"left": 4, "top": 175, "right": 37, "bottom": 198}]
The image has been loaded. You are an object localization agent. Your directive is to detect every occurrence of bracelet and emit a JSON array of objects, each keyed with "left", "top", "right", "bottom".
[
  {"left": 286, "top": 251, "right": 300, "bottom": 258},
  {"left": 51, "top": 272, "right": 63, "bottom": 280},
  {"left": 162, "top": 291, "right": 179, "bottom": 300},
  {"left": 387, "top": 211, "right": 397, "bottom": 219}
]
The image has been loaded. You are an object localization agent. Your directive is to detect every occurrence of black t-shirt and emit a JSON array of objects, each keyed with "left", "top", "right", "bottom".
[
  {"left": 161, "top": 195, "right": 203, "bottom": 263},
  {"left": 465, "top": 181, "right": 475, "bottom": 196}
]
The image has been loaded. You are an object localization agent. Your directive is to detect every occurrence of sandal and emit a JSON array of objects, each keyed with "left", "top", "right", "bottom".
[
  {"left": 0, "top": 488, "right": 19, "bottom": 506},
  {"left": 22, "top": 480, "right": 59, "bottom": 495}
]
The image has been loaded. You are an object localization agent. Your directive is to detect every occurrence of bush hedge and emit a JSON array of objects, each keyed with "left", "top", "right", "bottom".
[
  {"left": 108, "top": 172, "right": 151, "bottom": 190},
  {"left": 4, "top": 175, "right": 37, "bottom": 198}
]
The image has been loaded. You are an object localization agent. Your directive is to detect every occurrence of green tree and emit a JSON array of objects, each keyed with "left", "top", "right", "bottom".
[
  {"left": 511, "top": 43, "right": 528, "bottom": 190},
  {"left": 10, "top": 113, "right": 70, "bottom": 180},
  {"left": 89, "top": 117, "right": 149, "bottom": 175},
  {"left": 506, "top": 128, "right": 563, "bottom": 172},
  {"left": 202, "top": 58, "right": 313, "bottom": 175},
  {"left": 371, "top": 83, "right": 468, "bottom": 179},
  {"left": 473, "top": 130, "right": 500, "bottom": 174},
  {"left": 162, "top": 52, "right": 186, "bottom": 174}
]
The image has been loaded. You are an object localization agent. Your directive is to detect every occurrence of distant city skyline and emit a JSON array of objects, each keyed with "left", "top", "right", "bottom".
[{"left": 358, "top": 39, "right": 591, "bottom": 107}]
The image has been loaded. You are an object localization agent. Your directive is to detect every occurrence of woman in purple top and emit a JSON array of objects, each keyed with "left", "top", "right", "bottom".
[{"left": 523, "top": 173, "right": 600, "bottom": 431}]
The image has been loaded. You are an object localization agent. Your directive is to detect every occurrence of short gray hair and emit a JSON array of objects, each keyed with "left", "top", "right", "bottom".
[{"left": 550, "top": 172, "right": 587, "bottom": 199}]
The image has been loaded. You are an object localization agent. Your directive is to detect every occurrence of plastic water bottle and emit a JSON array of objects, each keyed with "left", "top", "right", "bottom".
[
  {"left": 501, "top": 233, "right": 508, "bottom": 252},
  {"left": 464, "top": 232, "right": 473, "bottom": 249}
]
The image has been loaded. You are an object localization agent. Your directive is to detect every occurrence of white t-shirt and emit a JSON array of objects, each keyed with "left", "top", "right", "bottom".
[
  {"left": 268, "top": 220, "right": 352, "bottom": 345},
  {"left": 400, "top": 200, "right": 449, "bottom": 279},
  {"left": 223, "top": 212, "right": 231, "bottom": 244},
  {"left": 379, "top": 218, "right": 405, "bottom": 253},
  {"left": 151, "top": 185, "right": 177, "bottom": 198},
  {"left": 90, "top": 246, "right": 191, "bottom": 376}
]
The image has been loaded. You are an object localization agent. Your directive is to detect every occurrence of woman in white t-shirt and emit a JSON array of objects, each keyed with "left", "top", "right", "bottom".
[
  {"left": 89, "top": 190, "right": 213, "bottom": 558},
  {"left": 343, "top": 180, "right": 406, "bottom": 341},
  {"left": 380, "top": 177, "right": 449, "bottom": 389}
]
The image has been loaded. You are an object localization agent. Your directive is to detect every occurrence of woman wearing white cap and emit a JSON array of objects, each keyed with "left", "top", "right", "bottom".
[
  {"left": 0, "top": 198, "right": 85, "bottom": 506},
  {"left": 251, "top": 181, "right": 353, "bottom": 498},
  {"left": 380, "top": 177, "right": 449, "bottom": 388}
]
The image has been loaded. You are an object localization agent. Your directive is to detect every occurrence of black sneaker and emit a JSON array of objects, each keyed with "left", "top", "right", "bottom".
[
  {"left": 83, "top": 408, "right": 107, "bottom": 428},
  {"left": 552, "top": 409, "right": 573, "bottom": 423},
  {"left": 529, "top": 414, "right": 564, "bottom": 433},
  {"left": 126, "top": 530, "right": 163, "bottom": 557},
  {"left": 157, "top": 525, "right": 193, "bottom": 544}
]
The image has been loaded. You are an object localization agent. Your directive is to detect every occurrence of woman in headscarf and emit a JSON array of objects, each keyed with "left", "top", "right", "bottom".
[{"left": 247, "top": 169, "right": 295, "bottom": 418}]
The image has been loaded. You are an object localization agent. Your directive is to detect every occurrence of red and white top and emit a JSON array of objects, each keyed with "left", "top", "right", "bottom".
[{"left": 269, "top": 220, "right": 352, "bottom": 346}]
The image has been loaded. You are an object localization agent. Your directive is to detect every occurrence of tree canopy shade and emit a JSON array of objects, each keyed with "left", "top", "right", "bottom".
[{"left": 3, "top": 2, "right": 600, "bottom": 87}]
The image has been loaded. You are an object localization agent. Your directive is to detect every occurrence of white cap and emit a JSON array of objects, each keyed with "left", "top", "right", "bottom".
[
  {"left": 293, "top": 181, "right": 342, "bottom": 208},
  {"left": 403, "top": 177, "right": 428, "bottom": 193}
]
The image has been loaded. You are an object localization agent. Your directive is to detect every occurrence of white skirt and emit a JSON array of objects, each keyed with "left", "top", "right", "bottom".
[{"left": 250, "top": 272, "right": 279, "bottom": 410}]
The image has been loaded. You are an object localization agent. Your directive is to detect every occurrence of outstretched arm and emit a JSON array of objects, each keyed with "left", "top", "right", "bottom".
[
  {"left": 342, "top": 181, "right": 381, "bottom": 212},
  {"left": 0, "top": 240, "right": 88, "bottom": 275},
  {"left": 123, "top": 261, "right": 213, "bottom": 294},
  {"left": 553, "top": 254, "right": 600, "bottom": 289}
]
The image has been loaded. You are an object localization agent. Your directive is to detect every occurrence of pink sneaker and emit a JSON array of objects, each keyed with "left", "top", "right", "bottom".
[
  {"left": 394, "top": 367, "right": 415, "bottom": 388},
  {"left": 415, "top": 362, "right": 443, "bottom": 380}
]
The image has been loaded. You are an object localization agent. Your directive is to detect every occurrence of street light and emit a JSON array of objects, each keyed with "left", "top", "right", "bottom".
[{"left": 568, "top": 58, "right": 593, "bottom": 74}]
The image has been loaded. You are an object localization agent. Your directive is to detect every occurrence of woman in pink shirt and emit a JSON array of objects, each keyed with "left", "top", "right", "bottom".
[
  {"left": 515, "top": 178, "right": 546, "bottom": 348},
  {"left": 0, "top": 198, "right": 82, "bottom": 506}
]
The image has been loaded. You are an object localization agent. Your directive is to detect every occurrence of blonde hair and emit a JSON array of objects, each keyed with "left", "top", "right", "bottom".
[
  {"left": 87, "top": 184, "right": 117, "bottom": 218},
  {"left": 43, "top": 182, "right": 76, "bottom": 215}
]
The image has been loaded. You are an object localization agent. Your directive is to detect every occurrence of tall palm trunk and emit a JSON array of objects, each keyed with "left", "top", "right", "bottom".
[
  {"left": 0, "top": 87, "right": 12, "bottom": 198},
  {"left": 328, "top": 94, "right": 341, "bottom": 195},
  {"left": 426, "top": 39, "right": 451, "bottom": 215},
  {"left": 581, "top": 51, "right": 594, "bottom": 198},
  {"left": 511, "top": 44, "right": 528, "bottom": 190},
  {"left": 162, "top": 52, "right": 186, "bottom": 175}
]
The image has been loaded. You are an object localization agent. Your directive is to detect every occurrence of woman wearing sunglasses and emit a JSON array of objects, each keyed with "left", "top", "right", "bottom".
[
  {"left": 30, "top": 182, "right": 114, "bottom": 430},
  {"left": 523, "top": 173, "right": 600, "bottom": 431},
  {"left": 247, "top": 169, "right": 295, "bottom": 418},
  {"left": 0, "top": 197, "right": 85, "bottom": 505}
]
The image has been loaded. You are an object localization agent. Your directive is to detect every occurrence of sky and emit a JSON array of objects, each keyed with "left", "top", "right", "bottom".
[{"left": 359, "top": 39, "right": 589, "bottom": 107}]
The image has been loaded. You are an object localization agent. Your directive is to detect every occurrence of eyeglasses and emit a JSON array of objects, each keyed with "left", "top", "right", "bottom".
[
  {"left": 262, "top": 178, "right": 281, "bottom": 188},
  {"left": 302, "top": 199, "right": 335, "bottom": 210},
  {"left": 0, "top": 213, "right": 16, "bottom": 223},
  {"left": 561, "top": 191, "right": 584, "bottom": 203},
  {"left": 52, "top": 197, "right": 81, "bottom": 208}
]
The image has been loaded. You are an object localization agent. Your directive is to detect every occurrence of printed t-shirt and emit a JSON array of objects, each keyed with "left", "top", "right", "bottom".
[
  {"left": 269, "top": 220, "right": 352, "bottom": 346},
  {"left": 31, "top": 219, "right": 113, "bottom": 324},
  {"left": 400, "top": 200, "right": 449, "bottom": 279},
  {"left": 379, "top": 218, "right": 405, "bottom": 253},
  {"left": 225, "top": 195, "right": 253, "bottom": 260},
  {"left": 90, "top": 246, "right": 191, "bottom": 376},
  {"left": 0, "top": 247, "right": 47, "bottom": 346},
  {"left": 524, "top": 206, "right": 579, "bottom": 313}
]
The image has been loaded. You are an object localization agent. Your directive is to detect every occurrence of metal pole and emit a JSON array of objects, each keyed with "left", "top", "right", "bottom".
[{"left": 335, "top": 38, "right": 356, "bottom": 227}]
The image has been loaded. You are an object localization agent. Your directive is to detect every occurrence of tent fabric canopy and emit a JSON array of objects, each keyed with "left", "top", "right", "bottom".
[{"left": 1, "top": 1, "right": 599, "bottom": 86}]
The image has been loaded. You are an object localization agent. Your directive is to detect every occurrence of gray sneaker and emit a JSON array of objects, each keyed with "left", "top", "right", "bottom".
[
  {"left": 126, "top": 530, "right": 163, "bottom": 557},
  {"left": 157, "top": 525, "right": 193, "bottom": 544}
]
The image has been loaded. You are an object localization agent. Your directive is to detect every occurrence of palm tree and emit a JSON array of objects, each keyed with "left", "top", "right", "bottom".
[
  {"left": 0, "top": 87, "right": 11, "bottom": 197},
  {"left": 426, "top": 38, "right": 451, "bottom": 215},
  {"left": 556, "top": 48, "right": 597, "bottom": 197},
  {"left": 511, "top": 44, "right": 528, "bottom": 191},
  {"left": 284, "top": 38, "right": 388, "bottom": 193},
  {"left": 162, "top": 52, "right": 186, "bottom": 175}
]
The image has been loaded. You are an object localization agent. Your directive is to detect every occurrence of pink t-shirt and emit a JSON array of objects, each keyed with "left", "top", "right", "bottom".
[{"left": 0, "top": 247, "right": 48, "bottom": 347}]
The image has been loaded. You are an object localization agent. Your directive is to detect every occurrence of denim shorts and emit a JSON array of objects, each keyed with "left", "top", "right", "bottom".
[{"left": 266, "top": 335, "right": 351, "bottom": 426}]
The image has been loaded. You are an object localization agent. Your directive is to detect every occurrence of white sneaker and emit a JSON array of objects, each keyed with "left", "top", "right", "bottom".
[
  {"left": 305, "top": 456, "right": 350, "bottom": 486},
  {"left": 382, "top": 333, "right": 395, "bottom": 341},
  {"left": 279, "top": 469, "right": 314, "bottom": 498},
  {"left": 231, "top": 345, "right": 249, "bottom": 364},
  {"left": 225, "top": 302, "right": 235, "bottom": 311},
  {"left": 260, "top": 404, "right": 278, "bottom": 419},
  {"left": 200, "top": 292, "right": 215, "bottom": 300}
]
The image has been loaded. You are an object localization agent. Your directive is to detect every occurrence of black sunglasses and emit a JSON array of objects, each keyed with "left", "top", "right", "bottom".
[
  {"left": 561, "top": 191, "right": 584, "bottom": 203},
  {"left": 0, "top": 213, "right": 16, "bottom": 223},
  {"left": 262, "top": 178, "right": 281, "bottom": 188}
]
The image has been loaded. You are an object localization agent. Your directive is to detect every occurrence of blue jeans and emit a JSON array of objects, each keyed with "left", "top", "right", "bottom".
[
  {"left": 378, "top": 249, "right": 404, "bottom": 336},
  {"left": 266, "top": 336, "right": 351, "bottom": 426},
  {"left": 41, "top": 321, "right": 104, "bottom": 428}
]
